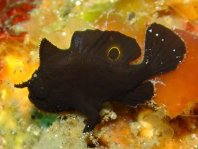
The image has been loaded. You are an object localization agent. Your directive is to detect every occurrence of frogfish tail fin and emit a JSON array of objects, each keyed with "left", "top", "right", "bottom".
[{"left": 143, "top": 23, "right": 186, "bottom": 76}]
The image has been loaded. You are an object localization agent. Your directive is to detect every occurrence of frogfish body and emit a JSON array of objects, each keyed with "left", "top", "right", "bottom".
[{"left": 15, "top": 23, "right": 186, "bottom": 132}]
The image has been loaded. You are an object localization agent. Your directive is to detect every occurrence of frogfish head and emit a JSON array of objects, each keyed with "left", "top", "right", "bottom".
[{"left": 15, "top": 71, "right": 49, "bottom": 110}]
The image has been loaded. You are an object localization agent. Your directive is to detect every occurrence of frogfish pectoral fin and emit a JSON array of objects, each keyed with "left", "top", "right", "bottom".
[{"left": 115, "top": 81, "right": 154, "bottom": 106}]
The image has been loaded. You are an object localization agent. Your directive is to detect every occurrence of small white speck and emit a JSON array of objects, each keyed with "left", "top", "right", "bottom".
[
  {"left": 145, "top": 59, "right": 149, "bottom": 64},
  {"left": 75, "top": 1, "right": 81, "bottom": 6},
  {"left": 160, "top": 62, "right": 163, "bottom": 64},
  {"left": 30, "top": 51, "right": 34, "bottom": 55},
  {"left": 161, "top": 38, "right": 164, "bottom": 42},
  {"left": 62, "top": 32, "right": 67, "bottom": 36},
  {"left": 149, "top": 29, "right": 152, "bottom": 33},
  {"left": 173, "top": 49, "right": 176, "bottom": 52},
  {"left": 176, "top": 56, "right": 180, "bottom": 59},
  {"left": 33, "top": 73, "right": 37, "bottom": 78},
  {"left": 155, "top": 33, "right": 159, "bottom": 37}
]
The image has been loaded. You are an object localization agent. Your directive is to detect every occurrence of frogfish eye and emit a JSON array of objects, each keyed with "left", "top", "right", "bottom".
[{"left": 107, "top": 47, "right": 121, "bottom": 61}]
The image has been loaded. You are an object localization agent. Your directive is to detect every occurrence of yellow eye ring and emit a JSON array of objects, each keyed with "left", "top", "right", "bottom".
[{"left": 107, "top": 47, "right": 121, "bottom": 61}]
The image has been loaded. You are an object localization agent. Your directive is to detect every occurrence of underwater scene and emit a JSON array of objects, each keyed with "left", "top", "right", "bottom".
[{"left": 0, "top": 0, "right": 198, "bottom": 148}]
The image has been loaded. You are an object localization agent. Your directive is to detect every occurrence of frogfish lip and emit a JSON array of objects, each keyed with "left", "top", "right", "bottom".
[{"left": 14, "top": 80, "right": 30, "bottom": 88}]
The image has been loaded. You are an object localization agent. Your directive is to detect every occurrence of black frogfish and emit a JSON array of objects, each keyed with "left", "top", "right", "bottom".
[{"left": 15, "top": 23, "right": 186, "bottom": 132}]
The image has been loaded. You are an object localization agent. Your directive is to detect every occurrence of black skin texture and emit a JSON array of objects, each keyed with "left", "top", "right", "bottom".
[{"left": 15, "top": 23, "right": 186, "bottom": 132}]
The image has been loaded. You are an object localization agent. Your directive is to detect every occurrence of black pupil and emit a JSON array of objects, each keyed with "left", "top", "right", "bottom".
[{"left": 109, "top": 47, "right": 119, "bottom": 60}]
